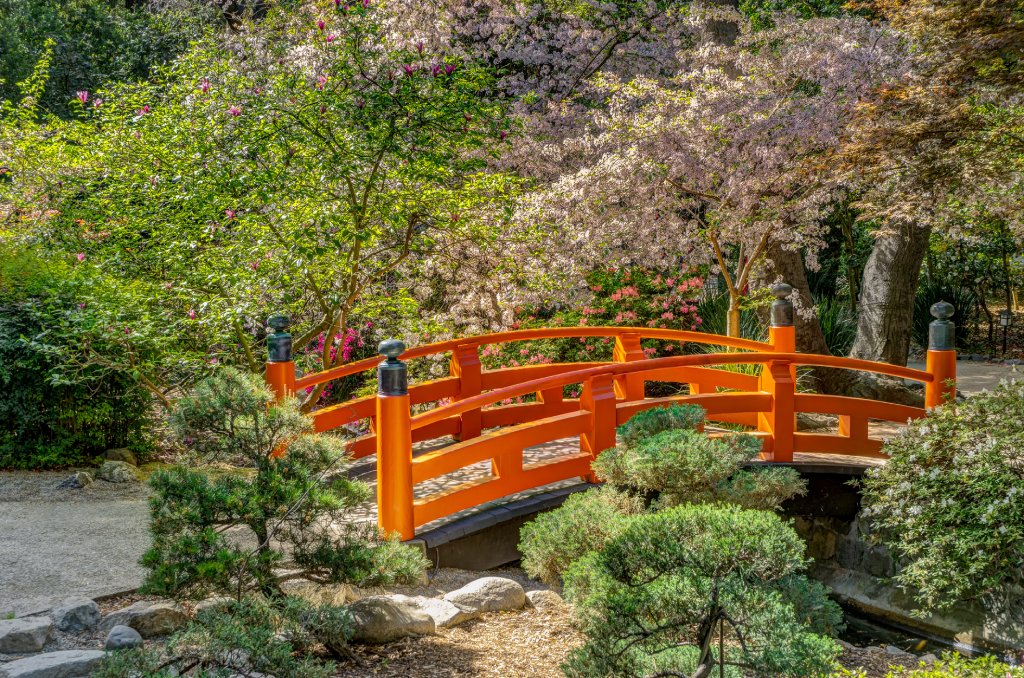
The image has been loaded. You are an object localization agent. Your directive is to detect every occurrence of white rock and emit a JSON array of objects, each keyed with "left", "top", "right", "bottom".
[
  {"left": 884, "top": 644, "right": 913, "bottom": 656},
  {"left": 525, "top": 590, "right": 564, "bottom": 610},
  {"left": 100, "top": 601, "right": 187, "bottom": 638},
  {"left": 51, "top": 598, "right": 100, "bottom": 633},
  {"left": 0, "top": 617, "right": 53, "bottom": 653},
  {"left": 96, "top": 461, "right": 138, "bottom": 484},
  {"left": 346, "top": 596, "right": 435, "bottom": 645},
  {"left": 0, "top": 650, "right": 105, "bottom": 678},
  {"left": 443, "top": 577, "right": 526, "bottom": 613},
  {"left": 920, "top": 653, "right": 938, "bottom": 664},
  {"left": 104, "top": 625, "right": 143, "bottom": 651},
  {"left": 390, "top": 595, "right": 479, "bottom": 628}
]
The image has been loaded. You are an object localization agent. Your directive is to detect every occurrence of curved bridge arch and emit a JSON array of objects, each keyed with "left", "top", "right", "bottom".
[{"left": 266, "top": 325, "right": 956, "bottom": 539}]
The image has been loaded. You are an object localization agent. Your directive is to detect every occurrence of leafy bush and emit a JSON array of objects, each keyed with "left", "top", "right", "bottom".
[
  {"left": 142, "top": 367, "right": 428, "bottom": 599},
  {"left": 92, "top": 596, "right": 345, "bottom": 677},
  {"left": 595, "top": 405, "right": 806, "bottom": 510},
  {"left": 518, "top": 405, "right": 806, "bottom": 584},
  {"left": 0, "top": 0, "right": 216, "bottom": 117},
  {"left": 834, "top": 653, "right": 1024, "bottom": 677},
  {"left": 0, "top": 248, "right": 153, "bottom": 468},
  {"left": 859, "top": 380, "right": 1024, "bottom": 611},
  {"left": 519, "top": 486, "right": 643, "bottom": 586},
  {"left": 563, "top": 504, "right": 843, "bottom": 678},
  {"left": 816, "top": 296, "right": 857, "bottom": 356}
]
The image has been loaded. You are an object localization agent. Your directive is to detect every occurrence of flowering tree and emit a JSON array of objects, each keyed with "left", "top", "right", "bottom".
[
  {"left": 1, "top": 2, "right": 517, "bottom": 409},
  {"left": 513, "top": 11, "right": 906, "bottom": 336}
]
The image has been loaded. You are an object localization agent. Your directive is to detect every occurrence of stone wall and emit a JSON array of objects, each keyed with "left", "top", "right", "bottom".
[{"left": 792, "top": 513, "right": 1024, "bottom": 653}]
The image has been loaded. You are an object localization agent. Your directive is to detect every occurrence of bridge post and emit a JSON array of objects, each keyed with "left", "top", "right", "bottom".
[
  {"left": 265, "top": 314, "right": 295, "bottom": 400},
  {"left": 376, "top": 339, "right": 415, "bottom": 540},
  {"left": 450, "top": 343, "right": 482, "bottom": 441},
  {"left": 925, "top": 302, "right": 957, "bottom": 409},
  {"left": 613, "top": 332, "right": 645, "bottom": 401},
  {"left": 581, "top": 372, "right": 617, "bottom": 483},
  {"left": 759, "top": 284, "right": 796, "bottom": 461}
]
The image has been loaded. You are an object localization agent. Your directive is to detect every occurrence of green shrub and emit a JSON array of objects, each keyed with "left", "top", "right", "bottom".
[
  {"left": 0, "top": 249, "right": 153, "bottom": 468},
  {"left": 860, "top": 380, "right": 1024, "bottom": 611},
  {"left": 834, "top": 653, "right": 1024, "bottom": 677},
  {"left": 142, "top": 367, "right": 428, "bottom": 600},
  {"left": 519, "top": 405, "right": 807, "bottom": 585},
  {"left": 563, "top": 504, "right": 843, "bottom": 678},
  {"left": 595, "top": 405, "right": 806, "bottom": 510},
  {"left": 92, "top": 596, "right": 344, "bottom": 677},
  {"left": 816, "top": 296, "right": 857, "bottom": 356},
  {"left": 519, "top": 486, "right": 643, "bottom": 586}
]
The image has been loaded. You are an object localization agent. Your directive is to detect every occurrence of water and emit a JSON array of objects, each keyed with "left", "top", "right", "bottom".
[{"left": 841, "top": 607, "right": 975, "bottom": 657}]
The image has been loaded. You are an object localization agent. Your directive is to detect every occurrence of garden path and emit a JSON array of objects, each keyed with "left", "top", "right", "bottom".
[{"left": 0, "top": 361, "right": 1015, "bottom": 618}]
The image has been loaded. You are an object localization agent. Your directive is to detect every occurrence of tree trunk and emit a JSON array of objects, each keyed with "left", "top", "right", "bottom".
[
  {"left": 758, "top": 245, "right": 860, "bottom": 394},
  {"left": 849, "top": 221, "right": 931, "bottom": 366}
]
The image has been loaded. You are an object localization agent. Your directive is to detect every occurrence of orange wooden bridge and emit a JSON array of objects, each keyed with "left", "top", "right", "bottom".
[{"left": 265, "top": 290, "right": 957, "bottom": 540}]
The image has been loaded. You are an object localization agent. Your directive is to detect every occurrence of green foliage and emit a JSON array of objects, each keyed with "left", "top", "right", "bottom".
[
  {"left": 143, "top": 367, "right": 427, "bottom": 600},
  {"left": 518, "top": 405, "right": 807, "bottom": 585},
  {"left": 913, "top": 278, "right": 978, "bottom": 351},
  {"left": 1, "top": 1, "right": 518, "bottom": 407},
  {"left": 0, "top": 0, "right": 215, "bottom": 117},
  {"left": 92, "top": 595, "right": 344, "bottom": 677},
  {"left": 596, "top": 405, "right": 806, "bottom": 510},
  {"left": 816, "top": 296, "right": 857, "bottom": 356},
  {"left": 859, "top": 380, "right": 1024, "bottom": 611},
  {"left": 562, "top": 504, "right": 843, "bottom": 678},
  {"left": 0, "top": 247, "right": 152, "bottom": 468},
  {"left": 694, "top": 288, "right": 767, "bottom": 341},
  {"left": 519, "top": 486, "right": 644, "bottom": 586},
  {"left": 834, "top": 653, "right": 1024, "bottom": 678}
]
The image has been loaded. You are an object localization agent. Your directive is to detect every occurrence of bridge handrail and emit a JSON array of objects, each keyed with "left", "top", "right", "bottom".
[
  {"left": 410, "top": 352, "right": 934, "bottom": 430},
  {"left": 292, "top": 327, "right": 773, "bottom": 390}
]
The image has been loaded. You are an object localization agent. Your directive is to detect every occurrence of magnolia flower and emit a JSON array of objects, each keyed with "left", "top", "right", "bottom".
[
  {"left": 317, "top": 19, "right": 325, "bottom": 30},
  {"left": 225, "top": 209, "right": 236, "bottom": 219},
  {"left": 228, "top": 106, "right": 241, "bottom": 116},
  {"left": 92, "top": 98, "right": 102, "bottom": 108},
  {"left": 250, "top": 261, "right": 259, "bottom": 270},
  {"left": 402, "top": 64, "right": 415, "bottom": 76},
  {"left": 76, "top": 91, "right": 88, "bottom": 104},
  {"left": 188, "top": 309, "right": 196, "bottom": 319},
  {"left": 75, "top": 252, "right": 85, "bottom": 262},
  {"left": 316, "top": 75, "right": 328, "bottom": 90},
  {"left": 326, "top": 34, "right": 336, "bottom": 43},
  {"left": 444, "top": 63, "right": 456, "bottom": 76},
  {"left": 138, "top": 105, "right": 150, "bottom": 115},
  {"left": 200, "top": 78, "right": 210, "bottom": 93}
]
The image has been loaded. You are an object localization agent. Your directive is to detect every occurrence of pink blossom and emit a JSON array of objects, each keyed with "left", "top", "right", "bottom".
[
  {"left": 228, "top": 106, "right": 241, "bottom": 116},
  {"left": 317, "top": 19, "right": 325, "bottom": 30},
  {"left": 326, "top": 34, "right": 336, "bottom": 43},
  {"left": 402, "top": 64, "right": 416, "bottom": 76},
  {"left": 200, "top": 78, "right": 210, "bottom": 93},
  {"left": 316, "top": 75, "right": 328, "bottom": 90},
  {"left": 138, "top": 105, "right": 150, "bottom": 115},
  {"left": 92, "top": 98, "right": 102, "bottom": 108},
  {"left": 225, "top": 209, "right": 236, "bottom": 219},
  {"left": 76, "top": 91, "right": 88, "bottom": 104},
  {"left": 75, "top": 252, "right": 85, "bottom": 262},
  {"left": 250, "top": 261, "right": 259, "bottom": 270},
  {"left": 188, "top": 309, "right": 196, "bottom": 319}
]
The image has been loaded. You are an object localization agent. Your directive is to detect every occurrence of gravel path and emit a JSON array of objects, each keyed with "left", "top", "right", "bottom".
[{"left": 0, "top": 471, "right": 151, "bottom": 617}]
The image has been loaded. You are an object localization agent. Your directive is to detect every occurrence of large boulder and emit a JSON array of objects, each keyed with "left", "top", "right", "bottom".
[
  {"left": 51, "top": 598, "right": 100, "bottom": 633},
  {"left": 525, "top": 589, "right": 564, "bottom": 610},
  {"left": 57, "top": 472, "right": 92, "bottom": 490},
  {"left": 0, "top": 650, "right": 105, "bottom": 678},
  {"left": 389, "top": 595, "right": 479, "bottom": 629},
  {"left": 0, "top": 617, "right": 53, "bottom": 653},
  {"left": 100, "top": 448, "right": 137, "bottom": 466},
  {"left": 346, "top": 596, "right": 435, "bottom": 645},
  {"left": 104, "top": 625, "right": 143, "bottom": 651},
  {"left": 100, "top": 601, "right": 187, "bottom": 638},
  {"left": 96, "top": 461, "right": 138, "bottom": 484},
  {"left": 442, "top": 577, "right": 526, "bottom": 614}
]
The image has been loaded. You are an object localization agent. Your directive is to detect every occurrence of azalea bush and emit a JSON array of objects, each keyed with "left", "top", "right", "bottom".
[
  {"left": 0, "top": 247, "right": 153, "bottom": 468},
  {"left": 143, "top": 368, "right": 427, "bottom": 600},
  {"left": 859, "top": 380, "right": 1024, "bottom": 611}
]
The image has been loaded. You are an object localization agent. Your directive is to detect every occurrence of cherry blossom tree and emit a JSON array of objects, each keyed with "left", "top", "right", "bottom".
[{"left": 512, "top": 10, "right": 906, "bottom": 336}]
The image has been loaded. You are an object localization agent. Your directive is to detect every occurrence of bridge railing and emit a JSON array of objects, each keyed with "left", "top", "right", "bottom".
[{"left": 265, "top": 288, "right": 958, "bottom": 539}]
